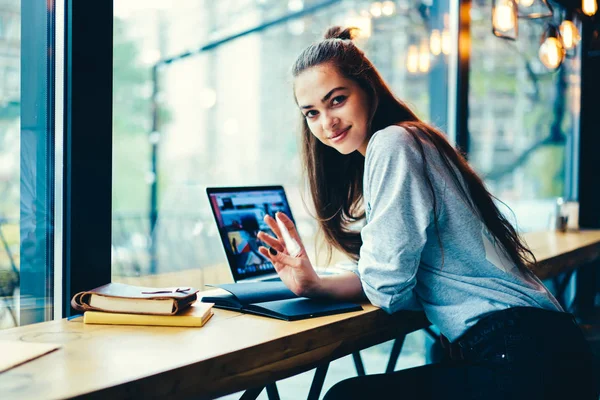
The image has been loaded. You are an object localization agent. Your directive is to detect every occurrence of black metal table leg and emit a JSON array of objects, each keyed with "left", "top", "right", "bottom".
[
  {"left": 352, "top": 351, "right": 366, "bottom": 376},
  {"left": 241, "top": 334, "right": 413, "bottom": 400},
  {"left": 385, "top": 335, "right": 406, "bottom": 373},
  {"left": 266, "top": 383, "right": 281, "bottom": 400},
  {"left": 239, "top": 386, "right": 264, "bottom": 400},
  {"left": 239, "top": 383, "right": 280, "bottom": 400},
  {"left": 307, "top": 362, "right": 329, "bottom": 400}
]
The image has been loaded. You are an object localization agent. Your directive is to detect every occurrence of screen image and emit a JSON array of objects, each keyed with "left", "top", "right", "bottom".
[{"left": 208, "top": 187, "right": 295, "bottom": 280}]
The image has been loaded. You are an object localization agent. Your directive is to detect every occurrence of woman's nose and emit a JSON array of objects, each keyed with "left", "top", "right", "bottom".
[{"left": 322, "top": 114, "right": 339, "bottom": 131}]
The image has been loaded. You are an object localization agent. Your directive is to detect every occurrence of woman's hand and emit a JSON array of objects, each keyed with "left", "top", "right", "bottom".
[{"left": 257, "top": 212, "right": 321, "bottom": 297}]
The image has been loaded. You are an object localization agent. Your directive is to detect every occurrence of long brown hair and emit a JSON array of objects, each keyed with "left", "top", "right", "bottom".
[{"left": 292, "top": 26, "right": 536, "bottom": 272}]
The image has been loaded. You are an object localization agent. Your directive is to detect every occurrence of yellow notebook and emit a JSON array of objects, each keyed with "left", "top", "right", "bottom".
[{"left": 83, "top": 302, "right": 214, "bottom": 327}]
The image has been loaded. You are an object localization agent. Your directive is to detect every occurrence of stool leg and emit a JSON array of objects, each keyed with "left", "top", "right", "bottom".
[
  {"left": 574, "top": 263, "right": 598, "bottom": 314},
  {"left": 552, "top": 269, "right": 575, "bottom": 310},
  {"left": 424, "top": 326, "right": 440, "bottom": 341}
]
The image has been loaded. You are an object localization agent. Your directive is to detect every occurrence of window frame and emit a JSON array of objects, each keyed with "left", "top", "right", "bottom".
[{"left": 62, "top": 0, "right": 113, "bottom": 317}]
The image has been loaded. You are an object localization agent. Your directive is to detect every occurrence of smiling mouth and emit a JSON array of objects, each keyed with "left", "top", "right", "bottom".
[{"left": 328, "top": 127, "right": 350, "bottom": 140}]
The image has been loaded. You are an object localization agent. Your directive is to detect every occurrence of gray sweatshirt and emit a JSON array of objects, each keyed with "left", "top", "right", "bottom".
[{"left": 354, "top": 125, "right": 562, "bottom": 342}]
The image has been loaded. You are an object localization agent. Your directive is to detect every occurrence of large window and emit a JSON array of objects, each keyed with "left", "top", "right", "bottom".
[
  {"left": 0, "top": 1, "right": 58, "bottom": 330},
  {"left": 111, "top": 0, "right": 451, "bottom": 286},
  {"left": 468, "top": 0, "right": 581, "bottom": 232}
]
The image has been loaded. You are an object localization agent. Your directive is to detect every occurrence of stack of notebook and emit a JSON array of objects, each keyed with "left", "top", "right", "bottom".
[{"left": 71, "top": 283, "right": 213, "bottom": 327}]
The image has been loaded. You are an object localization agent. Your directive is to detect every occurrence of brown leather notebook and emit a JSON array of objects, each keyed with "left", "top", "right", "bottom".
[{"left": 71, "top": 283, "right": 199, "bottom": 315}]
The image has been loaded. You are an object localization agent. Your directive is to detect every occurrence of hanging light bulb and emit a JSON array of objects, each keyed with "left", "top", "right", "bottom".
[
  {"left": 381, "top": 1, "right": 396, "bottom": 16},
  {"left": 370, "top": 2, "right": 383, "bottom": 17},
  {"left": 492, "top": 0, "right": 518, "bottom": 40},
  {"left": 493, "top": 0, "right": 516, "bottom": 32},
  {"left": 559, "top": 20, "right": 580, "bottom": 50},
  {"left": 430, "top": 29, "right": 442, "bottom": 56},
  {"left": 419, "top": 40, "right": 430, "bottom": 73},
  {"left": 539, "top": 37, "right": 564, "bottom": 69},
  {"left": 345, "top": 14, "right": 372, "bottom": 38},
  {"left": 582, "top": 0, "right": 598, "bottom": 16},
  {"left": 539, "top": 24, "right": 565, "bottom": 70},
  {"left": 407, "top": 45, "right": 419, "bottom": 74}
]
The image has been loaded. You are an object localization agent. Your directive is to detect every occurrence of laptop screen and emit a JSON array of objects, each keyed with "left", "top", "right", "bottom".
[{"left": 206, "top": 186, "right": 296, "bottom": 282}]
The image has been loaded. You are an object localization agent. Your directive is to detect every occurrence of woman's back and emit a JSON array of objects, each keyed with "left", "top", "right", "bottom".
[{"left": 359, "top": 125, "right": 562, "bottom": 341}]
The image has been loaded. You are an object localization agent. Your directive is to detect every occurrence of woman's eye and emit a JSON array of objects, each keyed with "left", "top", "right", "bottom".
[
  {"left": 332, "top": 95, "right": 346, "bottom": 105},
  {"left": 305, "top": 110, "right": 318, "bottom": 119}
]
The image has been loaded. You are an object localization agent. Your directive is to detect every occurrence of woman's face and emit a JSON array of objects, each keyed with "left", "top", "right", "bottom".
[{"left": 294, "top": 63, "right": 372, "bottom": 156}]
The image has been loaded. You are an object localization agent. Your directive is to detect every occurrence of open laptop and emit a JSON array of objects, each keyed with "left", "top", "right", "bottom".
[{"left": 206, "top": 185, "right": 341, "bottom": 283}]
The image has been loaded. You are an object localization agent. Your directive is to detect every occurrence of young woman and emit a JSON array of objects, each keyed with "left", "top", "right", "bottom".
[{"left": 256, "top": 26, "right": 596, "bottom": 399}]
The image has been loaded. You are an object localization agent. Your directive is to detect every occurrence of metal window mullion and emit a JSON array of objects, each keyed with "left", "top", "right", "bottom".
[{"left": 53, "top": 0, "right": 65, "bottom": 320}]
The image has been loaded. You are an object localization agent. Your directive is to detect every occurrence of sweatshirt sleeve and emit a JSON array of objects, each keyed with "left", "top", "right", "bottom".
[{"left": 357, "top": 126, "right": 434, "bottom": 313}]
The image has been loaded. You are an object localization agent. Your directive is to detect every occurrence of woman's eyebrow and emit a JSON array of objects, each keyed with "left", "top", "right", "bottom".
[{"left": 300, "top": 87, "right": 347, "bottom": 109}]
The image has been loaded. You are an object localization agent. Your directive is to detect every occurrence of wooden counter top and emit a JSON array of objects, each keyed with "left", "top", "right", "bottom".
[
  {"left": 525, "top": 230, "right": 600, "bottom": 280},
  {"left": 0, "top": 301, "right": 427, "bottom": 399},
  {"left": 1, "top": 230, "right": 599, "bottom": 399}
]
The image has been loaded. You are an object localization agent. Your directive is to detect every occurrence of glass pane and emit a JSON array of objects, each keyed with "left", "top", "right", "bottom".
[
  {"left": 0, "top": 1, "right": 56, "bottom": 330},
  {"left": 112, "top": 0, "right": 450, "bottom": 287},
  {"left": 468, "top": 0, "right": 581, "bottom": 231}
]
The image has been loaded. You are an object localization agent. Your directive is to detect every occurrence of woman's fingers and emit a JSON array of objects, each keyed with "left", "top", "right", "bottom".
[
  {"left": 262, "top": 213, "right": 307, "bottom": 257},
  {"left": 270, "top": 249, "right": 304, "bottom": 269},
  {"left": 258, "top": 246, "right": 271, "bottom": 259},
  {"left": 262, "top": 214, "right": 295, "bottom": 254},
  {"left": 258, "top": 247, "right": 283, "bottom": 272},
  {"left": 258, "top": 246, "right": 278, "bottom": 267},
  {"left": 263, "top": 215, "right": 282, "bottom": 238},
  {"left": 258, "top": 245, "right": 303, "bottom": 269},
  {"left": 257, "top": 231, "right": 284, "bottom": 252},
  {"left": 275, "top": 212, "right": 305, "bottom": 249}
]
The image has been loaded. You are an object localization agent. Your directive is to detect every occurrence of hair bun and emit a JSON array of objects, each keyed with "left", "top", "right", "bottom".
[{"left": 323, "top": 26, "right": 358, "bottom": 41}]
